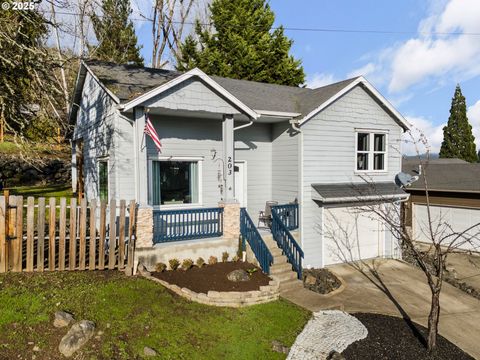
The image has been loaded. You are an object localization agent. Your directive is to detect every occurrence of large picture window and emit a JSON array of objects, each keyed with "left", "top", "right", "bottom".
[
  {"left": 356, "top": 131, "right": 387, "bottom": 172},
  {"left": 150, "top": 160, "right": 200, "bottom": 206}
]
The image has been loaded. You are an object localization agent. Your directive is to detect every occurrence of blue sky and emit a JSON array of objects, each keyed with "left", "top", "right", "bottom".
[{"left": 130, "top": 0, "right": 480, "bottom": 154}]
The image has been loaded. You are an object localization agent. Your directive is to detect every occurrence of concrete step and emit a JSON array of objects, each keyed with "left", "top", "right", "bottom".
[
  {"left": 269, "top": 247, "right": 283, "bottom": 257},
  {"left": 270, "top": 262, "right": 293, "bottom": 275},
  {"left": 273, "top": 254, "right": 288, "bottom": 265},
  {"left": 274, "top": 270, "right": 298, "bottom": 282},
  {"left": 279, "top": 278, "right": 304, "bottom": 292}
]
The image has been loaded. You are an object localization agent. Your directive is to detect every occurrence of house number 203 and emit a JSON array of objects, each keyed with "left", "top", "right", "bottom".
[{"left": 227, "top": 156, "right": 233, "bottom": 175}]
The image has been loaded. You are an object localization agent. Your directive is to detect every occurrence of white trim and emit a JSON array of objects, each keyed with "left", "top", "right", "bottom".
[
  {"left": 312, "top": 193, "right": 410, "bottom": 203},
  {"left": 97, "top": 157, "right": 110, "bottom": 201},
  {"left": 119, "top": 68, "right": 259, "bottom": 119},
  {"left": 255, "top": 109, "right": 301, "bottom": 118},
  {"left": 298, "top": 76, "right": 410, "bottom": 130},
  {"left": 147, "top": 157, "right": 204, "bottom": 208},
  {"left": 234, "top": 160, "right": 248, "bottom": 208}
]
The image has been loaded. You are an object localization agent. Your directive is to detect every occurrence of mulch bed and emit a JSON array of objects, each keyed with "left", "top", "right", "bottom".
[
  {"left": 343, "top": 313, "right": 474, "bottom": 360},
  {"left": 151, "top": 261, "right": 271, "bottom": 293},
  {"left": 303, "top": 268, "right": 341, "bottom": 294}
]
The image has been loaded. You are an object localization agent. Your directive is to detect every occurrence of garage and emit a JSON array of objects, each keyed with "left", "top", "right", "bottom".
[
  {"left": 323, "top": 206, "right": 386, "bottom": 266},
  {"left": 413, "top": 204, "right": 480, "bottom": 251}
]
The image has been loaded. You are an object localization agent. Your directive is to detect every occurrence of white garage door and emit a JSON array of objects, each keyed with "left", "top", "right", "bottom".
[
  {"left": 413, "top": 204, "right": 480, "bottom": 251},
  {"left": 323, "top": 206, "right": 386, "bottom": 266}
]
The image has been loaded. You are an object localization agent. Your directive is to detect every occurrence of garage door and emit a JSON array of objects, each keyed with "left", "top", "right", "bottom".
[
  {"left": 323, "top": 206, "right": 385, "bottom": 266},
  {"left": 413, "top": 204, "right": 480, "bottom": 251}
]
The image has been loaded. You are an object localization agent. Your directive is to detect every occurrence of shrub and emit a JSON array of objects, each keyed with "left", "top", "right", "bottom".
[
  {"left": 232, "top": 255, "right": 240, "bottom": 262},
  {"left": 155, "top": 262, "right": 167, "bottom": 272},
  {"left": 168, "top": 258, "right": 180, "bottom": 270},
  {"left": 208, "top": 256, "right": 218, "bottom": 265},
  {"left": 181, "top": 258, "right": 194, "bottom": 271},
  {"left": 222, "top": 251, "right": 229, "bottom": 262},
  {"left": 196, "top": 257, "right": 205, "bottom": 267}
]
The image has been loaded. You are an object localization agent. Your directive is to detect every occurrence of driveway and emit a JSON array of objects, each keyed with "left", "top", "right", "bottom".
[{"left": 281, "top": 259, "right": 480, "bottom": 359}]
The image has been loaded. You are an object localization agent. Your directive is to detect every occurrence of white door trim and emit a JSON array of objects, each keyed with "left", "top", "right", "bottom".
[{"left": 234, "top": 160, "right": 247, "bottom": 208}]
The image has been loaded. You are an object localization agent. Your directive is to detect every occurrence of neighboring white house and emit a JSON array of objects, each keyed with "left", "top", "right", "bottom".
[{"left": 70, "top": 60, "right": 409, "bottom": 272}]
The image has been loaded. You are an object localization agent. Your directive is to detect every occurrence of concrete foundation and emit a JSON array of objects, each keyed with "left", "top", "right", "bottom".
[{"left": 135, "top": 236, "right": 240, "bottom": 271}]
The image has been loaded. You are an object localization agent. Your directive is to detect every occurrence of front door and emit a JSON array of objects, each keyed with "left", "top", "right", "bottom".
[{"left": 234, "top": 161, "right": 247, "bottom": 208}]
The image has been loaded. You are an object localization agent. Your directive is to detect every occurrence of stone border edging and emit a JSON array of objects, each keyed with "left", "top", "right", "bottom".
[{"left": 140, "top": 270, "right": 280, "bottom": 307}]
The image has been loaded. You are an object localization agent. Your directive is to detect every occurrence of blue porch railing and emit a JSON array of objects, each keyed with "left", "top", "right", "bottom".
[
  {"left": 153, "top": 207, "right": 224, "bottom": 244},
  {"left": 240, "top": 208, "right": 273, "bottom": 274},
  {"left": 271, "top": 204, "right": 299, "bottom": 231},
  {"left": 271, "top": 207, "right": 303, "bottom": 279}
]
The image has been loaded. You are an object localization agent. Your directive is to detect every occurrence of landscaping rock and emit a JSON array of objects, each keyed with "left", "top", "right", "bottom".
[
  {"left": 227, "top": 269, "right": 250, "bottom": 282},
  {"left": 304, "top": 274, "right": 317, "bottom": 286},
  {"left": 137, "top": 263, "right": 150, "bottom": 276},
  {"left": 303, "top": 268, "right": 342, "bottom": 294},
  {"left": 271, "top": 340, "right": 290, "bottom": 354},
  {"left": 58, "top": 320, "right": 95, "bottom": 358},
  {"left": 53, "top": 311, "right": 75, "bottom": 328},
  {"left": 143, "top": 346, "right": 158, "bottom": 357},
  {"left": 328, "top": 350, "right": 346, "bottom": 360}
]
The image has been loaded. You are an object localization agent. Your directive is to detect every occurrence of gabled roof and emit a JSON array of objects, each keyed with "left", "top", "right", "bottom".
[
  {"left": 71, "top": 60, "right": 409, "bottom": 129},
  {"left": 402, "top": 158, "right": 480, "bottom": 193}
]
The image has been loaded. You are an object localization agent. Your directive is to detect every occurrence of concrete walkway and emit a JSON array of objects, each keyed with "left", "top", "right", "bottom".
[{"left": 281, "top": 259, "right": 480, "bottom": 359}]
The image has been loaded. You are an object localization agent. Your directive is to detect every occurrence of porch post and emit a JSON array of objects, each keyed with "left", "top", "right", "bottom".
[
  {"left": 222, "top": 114, "right": 235, "bottom": 202},
  {"left": 134, "top": 106, "right": 148, "bottom": 206}
]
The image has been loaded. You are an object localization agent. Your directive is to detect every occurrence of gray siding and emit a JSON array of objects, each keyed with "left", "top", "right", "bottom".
[
  {"left": 113, "top": 113, "right": 136, "bottom": 201},
  {"left": 143, "top": 77, "right": 241, "bottom": 115},
  {"left": 235, "top": 123, "right": 272, "bottom": 217},
  {"left": 300, "top": 85, "right": 403, "bottom": 267},
  {"left": 73, "top": 72, "right": 117, "bottom": 201},
  {"left": 272, "top": 122, "right": 299, "bottom": 205}
]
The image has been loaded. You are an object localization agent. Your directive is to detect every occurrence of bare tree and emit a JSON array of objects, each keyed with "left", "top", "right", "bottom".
[{"left": 323, "top": 131, "right": 480, "bottom": 353}]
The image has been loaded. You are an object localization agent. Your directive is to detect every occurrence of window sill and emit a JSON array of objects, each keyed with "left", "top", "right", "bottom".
[
  {"left": 354, "top": 170, "right": 389, "bottom": 175},
  {"left": 152, "top": 203, "right": 204, "bottom": 210}
]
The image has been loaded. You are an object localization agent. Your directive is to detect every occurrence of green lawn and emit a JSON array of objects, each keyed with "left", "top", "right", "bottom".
[
  {"left": 0, "top": 271, "right": 310, "bottom": 359},
  {"left": 5, "top": 184, "right": 73, "bottom": 199}
]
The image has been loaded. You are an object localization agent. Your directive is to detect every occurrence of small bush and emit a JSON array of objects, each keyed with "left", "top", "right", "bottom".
[
  {"left": 232, "top": 255, "right": 240, "bottom": 262},
  {"left": 196, "top": 257, "right": 205, "bottom": 267},
  {"left": 208, "top": 256, "right": 218, "bottom": 265},
  {"left": 155, "top": 262, "right": 167, "bottom": 272},
  {"left": 181, "top": 258, "right": 194, "bottom": 271},
  {"left": 168, "top": 258, "right": 180, "bottom": 270},
  {"left": 222, "top": 252, "right": 229, "bottom": 262}
]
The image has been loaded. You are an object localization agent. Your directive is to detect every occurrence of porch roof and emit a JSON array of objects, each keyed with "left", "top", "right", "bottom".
[{"left": 311, "top": 182, "right": 408, "bottom": 204}]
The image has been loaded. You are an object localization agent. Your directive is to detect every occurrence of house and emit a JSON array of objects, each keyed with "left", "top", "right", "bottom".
[
  {"left": 70, "top": 60, "right": 410, "bottom": 278},
  {"left": 403, "top": 158, "right": 480, "bottom": 252}
]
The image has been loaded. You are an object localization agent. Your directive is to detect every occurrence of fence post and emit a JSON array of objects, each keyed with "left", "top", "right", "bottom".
[{"left": 0, "top": 191, "right": 7, "bottom": 273}]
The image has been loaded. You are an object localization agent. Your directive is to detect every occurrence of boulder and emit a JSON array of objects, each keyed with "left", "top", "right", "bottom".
[
  {"left": 143, "top": 346, "right": 158, "bottom": 357},
  {"left": 328, "top": 351, "right": 346, "bottom": 360},
  {"left": 58, "top": 320, "right": 95, "bottom": 358},
  {"left": 53, "top": 311, "right": 75, "bottom": 328},
  {"left": 227, "top": 269, "right": 250, "bottom": 282},
  {"left": 304, "top": 274, "right": 317, "bottom": 286}
]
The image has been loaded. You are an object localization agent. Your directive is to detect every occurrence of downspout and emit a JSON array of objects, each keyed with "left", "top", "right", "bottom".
[
  {"left": 290, "top": 119, "right": 302, "bottom": 132},
  {"left": 233, "top": 120, "right": 253, "bottom": 132}
]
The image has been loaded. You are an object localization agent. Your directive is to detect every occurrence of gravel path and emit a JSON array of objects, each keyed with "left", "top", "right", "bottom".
[{"left": 287, "top": 310, "right": 367, "bottom": 359}]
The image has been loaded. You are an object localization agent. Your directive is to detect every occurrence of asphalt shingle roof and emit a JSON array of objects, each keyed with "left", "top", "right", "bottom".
[
  {"left": 312, "top": 182, "right": 407, "bottom": 203},
  {"left": 84, "top": 60, "right": 359, "bottom": 117},
  {"left": 402, "top": 158, "right": 480, "bottom": 193}
]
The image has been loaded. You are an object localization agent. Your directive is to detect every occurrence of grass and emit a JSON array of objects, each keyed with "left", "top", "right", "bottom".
[
  {"left": 0, "top": 139, "right": 69, "bottom": 157},
  {"left": 5, "top": 184, "right": 73, "bottom": 200},
  {"left": 0, "top": 271, "right": 310, "bottom": 359}
]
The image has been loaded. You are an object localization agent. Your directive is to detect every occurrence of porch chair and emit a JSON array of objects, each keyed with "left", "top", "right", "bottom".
[{"left": 258, "top": 201, "right": 278, "bottom": 229}]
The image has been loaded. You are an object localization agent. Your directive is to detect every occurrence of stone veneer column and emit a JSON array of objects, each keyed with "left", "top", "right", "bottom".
[
  {"left": 136, "top": 206, "right": 153, "bottom": 248},
  {"left": 219, "top": 201, "right": 240, "bottom": 240}
]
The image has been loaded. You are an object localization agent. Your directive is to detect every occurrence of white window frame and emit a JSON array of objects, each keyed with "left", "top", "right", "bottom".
[
  {"left": 147, "top": 156, "right": 204, "bottom": 209},
  {"left": 354, "top": 129, "right": 388, "bottom": 173},
  {"left": 97, "top": 156, "right": 109, "bottom": 201}
]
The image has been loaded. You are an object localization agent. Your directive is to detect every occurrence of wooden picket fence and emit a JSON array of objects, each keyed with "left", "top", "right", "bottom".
[{"left": 0, "top": 191, "right": 137, "bottom": 274}]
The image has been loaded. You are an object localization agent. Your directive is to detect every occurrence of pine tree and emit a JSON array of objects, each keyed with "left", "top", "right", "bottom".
[
  {"left": 91, "top": 0, "right": 143, "bottom": 66},
  {"left": 176, "top": 0, "right": 305, "bottom": 86},
  {"left": 439, "top": 85, "right": 478, "bottom": 163},
  {"left": 477, "top": 149, "right": 480, "bottom": 163}
]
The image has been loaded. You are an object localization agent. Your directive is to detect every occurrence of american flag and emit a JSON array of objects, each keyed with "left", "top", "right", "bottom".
[{"left": 144, "top": 113, "right": 162, "bottom": 152}]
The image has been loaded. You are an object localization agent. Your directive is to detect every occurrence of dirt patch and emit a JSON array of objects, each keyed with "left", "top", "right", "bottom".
[
  {"left": 302, "top": 268, "right": 342, "bottom": 294},
  {"left": 151, "top": 261, "right": 271, "bottom": 293},
  {"left": 343, "top": 313, "right": 474, "bottom": 360}
]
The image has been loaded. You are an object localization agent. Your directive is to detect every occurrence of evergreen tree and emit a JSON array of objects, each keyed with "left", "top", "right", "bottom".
[
  {"left": 91, "top": 0, "right": 143, "bottom": 66},
  {"left": 439, "top": 85, "right": 478, "bottom": 163},
  {"left": 477, "top": 149, "right": 480, "bottom": 163},
  {"left": 176, "top": 0, "right": 305, "bottom": 86}
]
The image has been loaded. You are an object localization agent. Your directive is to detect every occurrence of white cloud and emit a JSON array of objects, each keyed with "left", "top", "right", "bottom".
[
  {"left": 389, "top": 0, "right": 480, "bottom": 92},
  {"left": 402, "top": 116, "right": 444, "bottom": 155},
  {"left": 468, "top": 100, "right": 480, "bottom": 148},
  {"left": 306, "top": 73, "right": 337, "bottom": 89},
  {"left": 347, "top": 63, "right": 376, "bottom": 78}
]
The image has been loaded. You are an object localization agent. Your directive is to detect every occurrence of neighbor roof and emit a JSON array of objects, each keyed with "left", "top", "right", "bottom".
[
  {"left": 73, "top": 60, "right": 408, "bottom": 129},
  {"left": 311, "top": 182, "right": 407, "bottom": 204},
  {"left": 402, "top": 159, "right": 480, "bottom": 193}
]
